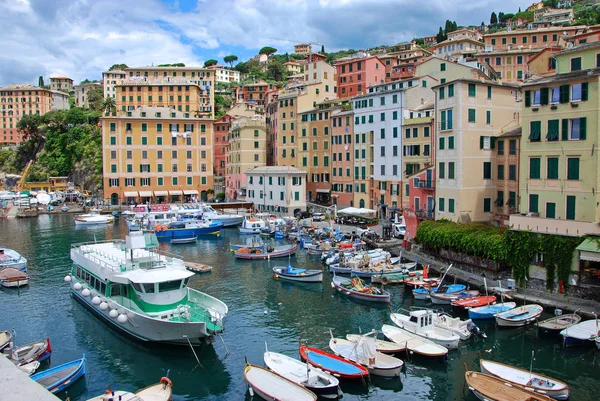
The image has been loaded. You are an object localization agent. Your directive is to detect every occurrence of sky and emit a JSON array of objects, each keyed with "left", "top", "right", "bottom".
[{"left": 0, "top": 0, "right": 527, "bottom": 87}]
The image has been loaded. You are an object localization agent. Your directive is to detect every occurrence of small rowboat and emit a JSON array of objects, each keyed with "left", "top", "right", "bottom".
[
  {"left": 230, "top": 242, "right": 263, "bottom": 252},
  {"left": 331, "top": 275, "right": 390, "bottom": 304},
  {"left": 0, "top": 330, "right": 12, "bottom": 352},
  {"left": 0, "top": 267, "right": 29, "bottom": 288},
  {"left": 10, "top": 338, "right": 52, "bottom": 365},
  {"left": 86, "top": 376, "right": 173, "bottom": 401},
  {"left": 468, "top": 302, "right": 517, "bottom": 320},
  {"left": 17, "top": 360, "right": 41, "bottom": 376},
  {"left": 346, "top": 334, "right": 404, "bottom": 354},
  {"left": 329, "top": 337, "right": 403, "bottom": 377},
  {"left": 480, "top": 359, "right": 569, "bottom": 400},
  {"left": 430, "top": 290, "right": 480, "bottom": 305},
  {"left": 31, "top": 354, "right": 86, "bottom": 394},
  {"left": 413, "top": 283, "right": 465, "bottom": 301},
  {"left": 299, "top": 344, "right": 369, "bottom": 380},
  {"left": 184, "top": 262, "right": 213, "bottom": 274},
  {"left": 404, "top": 277, "right": 440, "bottom": 288},
  {"left": 272, "top": 266, "right": 323, "bottom": 283},
  {"left": 537, "top": 313, "right": 581, "bottom": 337},
  {"left": 465, "top": 370, "right": 553, "bottom": 401},
  {"left": 495, "top": 304, "right": 543, "bottom": 327},
  {"left": 244, "top": 362, "right": 317, "bottom": 401},
  {"left": 170, "top": 236, "right": 197, "bottom": 244},
  {"left": 381, "top": 324, "right": 448, "bottom": 358},
  {"left": 235, "top": 244, "right": 298, "bottom": 260},
  {"left": 560, "top": 319, "right": 599, "bottom": 347},
  {"left": 452, "top": 295, "right": 497, "bottom": 309},
  {"left": 371, "top": 271, "right": 421, "bottom": 285}
]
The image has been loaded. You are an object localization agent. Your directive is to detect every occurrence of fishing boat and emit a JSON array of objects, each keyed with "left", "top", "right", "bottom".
[
  {"left": 31, "top": 355, "right": 86, "bottom": 394},
  {"left": 67, "top": 231, "right": 228, "bottom": 345},
  {"left": 86, "top": 376, "right": 173, "bottom": 401},
  {"left": 299, "top": 343, "right": 369, "bottom": 380},
  {"left": 331, "top": 275, "right": 391, "bottom": 303},
  {"left": 413, "top": 284, "right": 466, "bottom": 301},
  {"left": 381, "top": 324, "right": 448, "bottom": 358},
  {"left": 74, "top": 211, "right": 114, "bottom": 226},
  {"left": 350, "top": 264, "right": 414, "bottom": 279},
  {"left": 560, "top": 319, "right": 599, "bottom": 347},
  {"left": 495, "top": 304, "right": 544, "bottom": 327},
  {"left": 235, "top": 244, "right": 298, "bottom": 260},
  {"left": 229, "top": 240, "right": 264, "bottom": 252},
  {"left": 465, "top": 371, "right": 553, "bottom": 401},
  {"left": 430, "top": 289, "right": 480, "bottom": 305},
  {"left": 469, "top": 301, "right": 517, "bottom": 319},
  {"left": 184, "top": 262, "right": 213, "bottom": 274},
  {"left": 239, "top": 218, "right": 267, "bottom": 234},
  {"left": 480, "top": 358, "right": 570, "bottom": 400},
  {"left": 0, "top": 248, "right": 27, "bottom": 272},
  {"left": 244, "top": 362, "right": 317, "bottom": 401},
  {"left": 170, "top": 236, "right": 197, "bottom": 244},
  {"left": 9, "top": 338, "right": 52, "bottom": 365},
  {"left": 0, "top": 331, "right": 12, "bottom": 352},
  {"left": 371, "top": 270, "right": 422, "bottom": 285},
  {"left": 260, "top": 227, "right": 276, "bottom": 237},
  {"left": 390, "top": 310, "right": 460, "bottom": 349},
  {"left": 452, "top": 295, "right": 497, "bottom": 309},
  {"left": 264, "top": 344, "right": 341, "bottom": 399},
  {"left": 346, "top": 334, "right": 404, "bottom": 354},
  {"left": 147, "top": 220, "right": 223, "bottom": 240},
  {"left": 272, "top": 266, "right": 323, "bottom": 283},
  {"left": 404, "top": 277, "right": 440, "bottom": 288},
  {"left": 537, "top": 311, "right": 581, "bottom": 337},
  {"left": 329, "top": 334, "right": 403, "bottom": 377},
  {"left": 433, "top": 311, "right": 481, "bottom": 340},
  {"left": 0, "top": 267, "right": 29, "bottom": 288}
]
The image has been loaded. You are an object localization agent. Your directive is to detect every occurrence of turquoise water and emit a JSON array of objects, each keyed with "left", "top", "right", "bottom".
[{"left": 0, "top": 214, "right": 597, "bottom": 400}]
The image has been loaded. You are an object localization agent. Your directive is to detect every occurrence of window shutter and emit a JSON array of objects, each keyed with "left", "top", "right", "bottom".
[
  {"left": 560, "top": 85, "right": 569, "bottom": 103},
  {"left": 540, "top": 87, "right": 549, "bottom": 105},
  {"left": 581, "top": 82, "right": 588, "bottom": 101},
  {"left": 561, "top": 119, "right": 569, "bottom": 140},
  {"left": 580, "top": 117, "right": 587, "bottom": 140},
  {"left": 490, "top": 137, "right": 496, "bottom": 149},
  {"left": 480, "top": 136, "right": 484, "bottom": 149},
  {"left": 524, "top": 90, "right": 531, "bottom": 107}
]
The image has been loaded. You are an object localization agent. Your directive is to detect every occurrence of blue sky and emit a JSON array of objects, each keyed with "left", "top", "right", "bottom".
[{"left": 0, "top": 0, "right": 527, "bottom": 86}]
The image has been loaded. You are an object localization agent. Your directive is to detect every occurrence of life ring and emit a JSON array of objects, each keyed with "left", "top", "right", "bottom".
[
  {"left": 160, "top": 377, "right": 172, "bottom": 387},
  {"left": 381, "top": 277, "right": 389, "bottom": 285}
]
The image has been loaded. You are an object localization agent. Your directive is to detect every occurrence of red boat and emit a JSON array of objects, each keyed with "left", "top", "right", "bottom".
[
  {"left": 299, "top": 344, "right": 369, "bottom": 380},
  {"left": 452, "top": 295, "right": 497, "bottom": 309},
  {"left": 404, "top": 277, "right": 440, "bottom": 288}
]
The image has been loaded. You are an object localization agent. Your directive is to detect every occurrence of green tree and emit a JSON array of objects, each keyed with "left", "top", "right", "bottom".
[
  {"left": 234, "top": 61, "right": 249, "bottom": 73},
  {"left": 108, "top": 63, "right": 128, "bottom": 71},
  {"left": 436, "top": 27, "right": 445, "bottom": 43},
  {"left": 259, "top": 46, "right": 277, "bottom": 56},
  {"left": 500, "top": 13, "right": 515, "bottom": 23},
  {"left": 204, "top": 59, "right": 218, "bottom": 67},
  {"left": 102, "top": 96, "right": 116, "bottom": 116},
  {"left": 38, "top": 76, "right": 44, "bottom": 87},
  {"left": 490, "top": 12, "right": 498, "bottom": 24},
  {"left": 223, "top": 55, "right": 238, "bottom": 67},
  {"left": 266, "top": 60, "right": 286, "bottom": 82},
  {"left": 320, "top": 44, "right": 325, "bottom": 54},
  {"left": 214, "top": 95, "right": 232, "bottom": 119},
  {"left": 87, "top": 87, "right": 104, "bottom": 111}
]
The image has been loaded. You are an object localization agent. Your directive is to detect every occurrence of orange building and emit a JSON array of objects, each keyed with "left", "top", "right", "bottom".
[
  {"left": 234, "top": 81, "right": 278, "bottom": 106},
  {"left": 526, "top": 47, "right": 561, "bottom": 77},
  {"left": 477, "top": 49, "right": 540, "bottom": 82},
  {"left": 335, "top": 55, "right": 385, "bottom": 98},
  {"left": 493, "top": 127, "right": 521, "bottom": 227},
  {"left": 331, "top": 110, "right": 354, "bottom": 207},
  {"left": 380, "top": 48, "right": 432, "bottom": 82}
]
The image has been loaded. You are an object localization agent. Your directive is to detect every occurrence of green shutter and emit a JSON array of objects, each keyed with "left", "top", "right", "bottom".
[
  {"left": 529, "top": 121, "right": 541, "bottom": 141},
  {"left": 546, "top": 120, "right": 559, "bottom": 141},
  {"left": 490, "top": 137, "right": 496, "bottom": 149},
  {"left": 480, "top": 136, "right": 484, "bottom": 149},
  {"left": 524, "top": 90, "right": 531, "bottom": 107},
  {"left": 561, "top": 119, "right": 569, "bottom": 140},
  {"left": 540, "top": 87, "right": 549, "bottom": 105},
  {"left": 547, "top": 157, "right": 558, "bottom": 179},
  {"left": 567, "top": 158, "right": 580, "bottom": 180},
  {"left": 546, "top": 202, "right": 556, "bottom": 219},
  {"left": 559, "top": 85, "right": 569, "bottom": 103},
  {"left": 529, "top": 158, "right": 540, "bottom": 179},
  {"left": 580, "top": 117, "right": 587, "bottom": 140},
  {"left": 566, "top": 196, "right": 576, "bottom": 220},
  {"left": 581, "top": 82, "right": 588, "bottom": 101},
  {"left": 529, "top": 194, "right": 539, "bottom": 213}
]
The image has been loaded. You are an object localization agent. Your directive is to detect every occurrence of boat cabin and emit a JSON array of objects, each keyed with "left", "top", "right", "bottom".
[{"left": 409, "top": 310, "right": 434, "bottom": 328}]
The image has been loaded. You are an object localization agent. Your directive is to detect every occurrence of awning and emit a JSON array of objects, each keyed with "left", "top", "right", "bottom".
[
  {"left": 183, "top": 190, "right": 199, "bottom": 195},
  {"left": 123, "top": 191, "right": 138, "bottom": 197},
  {"left": 577, "top": 238, "right": 600, "bottom": 262},
  {"left": 169, "top": 190, "right": 183, "bottom": 195},
  {"left": 154, "top": 191, "right": 168, "bottom": 196},
  {"left": 139, "top": 191, "right": 153, "bottom": 197},
  {"left": 316, "top": 189, "right": 330, "bottom": 193}
]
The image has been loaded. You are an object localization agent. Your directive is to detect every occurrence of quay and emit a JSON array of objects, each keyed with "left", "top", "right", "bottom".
[{"left": 0, "top": 356, "right": 59, "bottom": 401}]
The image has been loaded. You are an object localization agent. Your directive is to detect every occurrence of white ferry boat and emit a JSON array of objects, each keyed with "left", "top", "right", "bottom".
[{"left": 66, "top": 232, "right": 228, "bottom": 345}]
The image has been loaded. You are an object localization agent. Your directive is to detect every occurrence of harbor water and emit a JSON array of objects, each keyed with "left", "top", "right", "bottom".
[{"left": 1, "top": 214, "right": 598, "bottom": 400}]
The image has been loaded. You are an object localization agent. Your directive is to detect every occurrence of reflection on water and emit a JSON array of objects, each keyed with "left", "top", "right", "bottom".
[{"left": 0, "top": 214, "right": 597, "bottom": 400}]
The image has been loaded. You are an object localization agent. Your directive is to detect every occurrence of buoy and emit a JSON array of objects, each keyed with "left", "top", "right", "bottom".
[
  {"left": 264, "top": 311, "right": 268, "bottom": 315},
  {"left": 73, "top": 282, "right": 82, "bottom": 291},
  {"left": 92, "top": 296, "right": 101, "bottom": 305},
  {"left": 99, "top": 302, "right": 109, "bottom": 311},
  {"left": 82, "top": 288, "right": 91, "bottom": 297},
  {"left": 64, "top": 275, "right": 72, "bottom": 282},
  {"left": 109, "top": 309, "right": 119, "bottom": 318},
  {"left": 117, "top": 314, "right": 128, "bottom": 324}
]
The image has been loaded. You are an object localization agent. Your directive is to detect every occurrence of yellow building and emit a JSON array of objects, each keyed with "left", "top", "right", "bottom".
[
  {"left": 294, "top": 44, "right": 312, "bottom": 55},
  {"left": 401, "top": 109, "right": 434, "bottom": 209},
  {"left": 277, "top": 91, "right": 299, "bottom": 166},
  {"left": 50, "top": 76, "right": 74, "bottom": 92}
]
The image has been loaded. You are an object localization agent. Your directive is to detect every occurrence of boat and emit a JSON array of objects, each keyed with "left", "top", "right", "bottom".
[
  {"left": 329, "top": 334, "right": 403, "bottom": 377},
  {"left": 67, "top": 231, "right": 228, "bottom": 345},
  {"left": 0, "top": 267, "right": 29, "bottom": 288},
  {"left": 537, "top": 312, "right": 581, "bottom": 337},
  {"left": 74, "top": 211, "right": 114, "bottom": 226},
  {"left": 61, "top": 205, "right": 69, "bottom": 212},
  {"left": 272, "top": 266, "right": 323, "bottom": 283},
  {"left": 197, "top": 204, "right": 244, "bottom": 227},
  {"left": 480, "top": 358, "right": 570, "bottom": 400},
  {"left": 170, "top": 236, "right": 197, "bottom": 244},
  {"left": 381, "top": 324, "right": 448, "bottom": 358},
  {"left": 260, "top": 227, "right": 276, "bottom": 237},
  {"left": 331, "top": 275, "right": 391, "bottom": 303},
  {"left": 371, "top": 270, "right": 422, "bottom": 285},
  {"left": 430, "top": 289, "right": 480, "bottom": 305},
  {"left": 413, "top": 284, "right": 466, "bottom": 301},
  {"left": 234, "top": 244, "right": 298, "bottom": 260},
  {"left": 560, "top": 319, "right": 599, "bottom": 347},
  {"left": 404, "top": 277, "right": 440, "bottom": 288},
  {"left": 469, "top": 302, "right": 517, "bottom": 320},
  {"left": 239, "top": 218, "right": 267, "bottom": 234},
  {"left": 229, "top": 241, "right": 264, "bottom": 252},
  {"left": 465, "top": 371, "right": 553, "bottom": 401},
  {"left": 148, "top": 220, "right": 224, "bottom": 240},
  {"left": 0, "top": 248, "right": 27, "bottom": 272},
  {"left": 184, "top": 262, "right": 213, "bottom": 274},
  {"left": 452, "top": 295, "right": 497, "bottom": 309},
  {"left": 596, "top": 336, "right": 600, "bottom": 350},
  {"left": 9, "top": 338, "right": 52, "bottom": 365},
  {"left": 264, "top": 345, "right": 341, "bottom": 399},
  {"left": 0, "top": 330, "right": 12, "bottom": 352},
  {"left": 31, "top": 354, "right": 86, "bottom": 394},
  {"left": 17, "top": 360, "right": 40, "bottom": 376},
  {"left": 495, "top": 304, "right": 544, "bottom": 327},
  {"left": 350, "top": 264, "right": 416, "bottom": 279},
  {"left": 346, "top": 334, "right": 404, "bottom": 354},
  {"left": 299, "top": 343, "right": 369, "bottom": 380},
  {"left": 434, "top": 311, "right": 482, "bottom": 340},
  {"left": 390, "top": 310, "right": 460, "bottom": 349},
  {"left": 86, "top": 376, "right": 173, "bottom": 401},
  {"left": 244, "top": 362, "right": 317, "bottom": 401}
]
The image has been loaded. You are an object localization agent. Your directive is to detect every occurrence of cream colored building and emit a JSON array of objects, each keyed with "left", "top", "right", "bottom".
[
  {"left": 246, "top": 166, "right": 308, "bottom": 214},
  {"left": 294, "top": 44, "right": 312, "bottom": 55},
  {"left": 102, "top": 69, "right": 127, "bottom": 99},
  {"left": 50, "top": 76, "right": 73, "bottom": 92}
]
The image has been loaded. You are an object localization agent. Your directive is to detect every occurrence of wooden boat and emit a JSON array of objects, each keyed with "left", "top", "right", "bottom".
[
  {"left": 430, "top": 289, "right": 480, "bottom": 305},
  {"left": 0, "top": 330, "right": 12, "bottom": 352},
  {"left": 346, "top": 334, "right": 404, "bottom": 354},
  {"left": 235, "top": 244, "right": 298, "bottom": 260},
  {"left": 465, "top": 370, "right": 553, "bottom": 401},
  {"left": 537, "top": 313, "right": 581, "bottom": 337},
  {"left": 390, "top": 311, "right": 460, "bottom": 349},
  {"left": 86, "top": 377, "right": 173, "bottom": 401},
  {"left": 299, "top": 344, "right": 369, "bottom": 380},
  {"left": 331, "top": 275, "right": 390, "bottom": 303},
  {"left": 272, "top": 266, "right": 323, "bottom": 283},
  {"left": 480, "top": 359, "right": 570, "bottom": 400},
  {"left": 452, "top": 295, "right": 497, "bottom": 309},
  {"left": 413, "top": 283, "right": 466, "bottom": 301},
  {"left": 404, "top": 277, "right": 440, "bottom": 288},
  {"left": 560, "top": 319, "right": 599, "bottom": 347},
  {"left": 10, "top": 338, "right": 52, "bottom": 365},
  {"left": 31, "top": 354, "right": 86, "bottom": 394},
  {"left": 170, "top": 236, "right": 197, "bottom": 244},
  {"left": 496, "top": 304, "right": 543, "bottom": 327},
  {"left": 184, "top": 261, "right": 213, "bottom": 274},
  {"left": 351, "top": 264, "right": 415, "bottom": 279},
  {"left": 0, "top": 267, "right": 29, "bottom": 288},
  {"left": 381, "top": 324, "right": 448, "bottom": 358},
  {"left": 230, "top": 242, "right": 263, "bottom": 252},
  {"left": 469, "top": 302, "right": 517, "bottom": 320},
  {"left": 329, "top": 336, "right": 403, "bottom": 377},
  {"left": 244, "top": 362, "right": 317, "bottom": 401},
  {"left": 17, "top": 360, "right": 40, "bottom": 376},
  {"left": 264, "top": 345, "right": 341, "bottom": 399}
]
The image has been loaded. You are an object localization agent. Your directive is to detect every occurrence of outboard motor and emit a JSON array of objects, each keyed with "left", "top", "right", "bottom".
[{"left": 467, "top": 321, "right": 487, "bottom": 339}]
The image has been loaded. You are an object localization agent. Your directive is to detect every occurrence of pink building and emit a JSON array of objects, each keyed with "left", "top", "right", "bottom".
[
  {"left": 404, "top": 166, "right": 436, "bottom": 242},
  {"left": 335, "top": 55, "right": 385, "bottom": 98}
]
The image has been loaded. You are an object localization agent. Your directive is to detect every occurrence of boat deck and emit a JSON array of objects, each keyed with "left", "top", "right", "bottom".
[{"left": 35, "top": 365, "right": 78, "bottom": 388}]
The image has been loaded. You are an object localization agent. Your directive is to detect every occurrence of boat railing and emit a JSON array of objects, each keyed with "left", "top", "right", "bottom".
[{"left": 187, "top": 288, "right": 228, "bottom": 326}]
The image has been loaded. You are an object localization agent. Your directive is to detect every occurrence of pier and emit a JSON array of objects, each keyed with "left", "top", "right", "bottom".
[{"left": 0, "top": 356, "right": 60, "bottom": 401}]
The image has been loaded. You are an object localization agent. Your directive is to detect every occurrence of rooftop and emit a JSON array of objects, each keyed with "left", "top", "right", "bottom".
[
  {"left": 483, "top": 25, "right": 585, "bottom": 36},
  {"left": 497, "top": 126, "right": 522, "bottom": 138},
  {"left": 522, "top": 67, "right": 600, "bottom": 86},
  {"left": 247, "top": 166, "right": 307, "bottom": 175},
  {"left": 50, "top": 76, "right": 72, "bottom": 80},
  {"left": 555, "top": 41, "right": 600, "bottom": 56}
]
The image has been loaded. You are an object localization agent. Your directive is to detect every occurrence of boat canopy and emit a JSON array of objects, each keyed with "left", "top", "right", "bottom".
[{"left": 115, "top": 268, "right": 193, "bottom": 284}]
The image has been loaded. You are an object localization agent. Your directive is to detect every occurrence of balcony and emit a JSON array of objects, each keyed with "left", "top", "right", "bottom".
[
  {"left": 415, "top": 179, "right": 434, "bottom": 190},
  {"left": 415, "top": 209, "right": 434, "bottom": 220}
]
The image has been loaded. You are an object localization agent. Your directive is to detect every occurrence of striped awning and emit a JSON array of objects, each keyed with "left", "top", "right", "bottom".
[
  {"left": 169, "top": 190, "right": 183, "bottom": 195},
  {"left": 183, "top": 190, "right": 199, "bottom": 195},
  {"left": 154, "top": 191, "right": 168, "bottom": 196},
  {"left": 139, "top": 191, "right": 153, "bottom": 197},
  {"left": 123, "top": 191, "right": 138, "bottom": 197}
]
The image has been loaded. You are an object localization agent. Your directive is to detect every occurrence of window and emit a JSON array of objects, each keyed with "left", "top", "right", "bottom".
[
  {"left": 509, "top": 165, "right": 517, "bottom": 180},
  {"left": 380, "top": 112, "right": 385, "bottom": 122},
  {"left": 547, "top": 157, "right": 558, "bottom": 179},
  {"left": 571, "top": 83, "right": 588, "bottom": 102},
  {"left": 568, "top": 117, "right": 587, "bottom": 140},
  {"left": 439, "top": 197, "right": 445, "bottom": 212},
  {"left": 486, "top": 110, "right": 491, "bottom": 125},
  {"left": 468, "top": 84, "right": 476, "bottom": 97},
  {"left": 468, "top": 109, "right": 476, "bottom": 122},
  {"left": 440, "top": 63, "right": 446, "bottom": 71},
  {"left": 126, "top": 137, "right": 132, "bottom": 145},
  {"left": 110, "top": 164, "right": 117, "bottom": 173},
  {"left": 509, "top": 140, "right": 516, "bottom": 155},
  {"left": 110, "top": 136, "right": 116, "bottom": 145},
  {"left": 498, "top": 164, "right": 505, "bottom": 180},
  {"left": 483, "top": 198, "right": 491, "bottom": 213},
  {"left": 448, "top": 136, "right": 454, "bottom": 149},
  {"left": 483, "top": 162, "right": 491, "bottom": 179},
  {"left": 529, "top": 194, "right": 539, "bottom": 213},
  {"left": 424, "top": 126, "right": 430, "bottom": 137},
  {"left": 448, "top": 84, "right": 454, "bottom": 97},
  {"left": 439, "top": 87, "right": 445, "bottom": 100},
  {"left": 448, "top": 162, "right": 455, "bottom": 179},
  {"left": 546, "top": 120, "right": 559, "bottom": 141},
  {"left": 109, "top": 122, "right": 116, "bottom": 132},
  {"left": 439, "top": 137, "right": 445, "bottom": 150},
  {"left": 529, "top": 157, "right": 541, "bottom": 179},
  {"left": 570, "top": 57, "right": 582, "bottom": 72},
  {"left": 529, "top": 121, "right": 541, "bottom": 142},
  {"left": 438, "top": 162, "right": 445, "bottom": 179},
  {"left": 567, "top": 157, "right": 580, "bottom": 180},
  {"left": 550, "top": 87, "right": 560, "bottom": 104},
  {"left": 448, "top": 199, "right": 455, "bottom": 213},
  {"left": 566, "top": 196, "right": 576, "bottom": 220}
]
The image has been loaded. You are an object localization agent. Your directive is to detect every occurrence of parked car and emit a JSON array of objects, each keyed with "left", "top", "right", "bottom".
[
  {"left": 295, "top": 210, "right": 311, "bottom": 219},
  {"left": 312, "top": 212, "right": 325, "bottom": 221},
  {"left": 392, "top": 223, "right": 406, "bottom": 238}
]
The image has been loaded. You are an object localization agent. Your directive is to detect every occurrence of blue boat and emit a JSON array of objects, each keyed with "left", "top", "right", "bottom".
[
  {"left": 413, "top": 283, "right": 466, "bottom": 300},
  {"left": 146, "top": 220, "right": 224, "bottom": 240},
  {"left": 31, "top": 355, "right": 86, "bottom": 394},
  {"left": 468, "top": 302, "right": 517, "bottom": 320}
]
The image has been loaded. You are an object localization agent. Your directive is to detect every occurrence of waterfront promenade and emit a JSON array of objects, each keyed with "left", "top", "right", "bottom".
[{"left": 0, "top": 355, "right": 60, "bottom": 400}]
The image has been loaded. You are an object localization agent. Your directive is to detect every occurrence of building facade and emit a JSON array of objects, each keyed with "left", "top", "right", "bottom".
[
  {"left": 208, "top": 66, "right": 241, "bottom": 83},
  {"left": 401, "top": 113, "right": 434, "bottom": 208},
  {"left": 234, "top": 81, "right": 277, "bottom": 106},
  {"left": 102, "top": 69, "right": 127, "bottom": 99},
  {"left": 336, "top": 56, "right": 385, "bottom": 99},
  {"left": 246, "top": 166, "right": 307, "bottom": 214},
  {"left": 294, "top": 44, "right": 312, "bottom": 55},
  {"left": 50, "top": 76, "right": 73, "bottom": 92},
  {"left": 331, "top": 110, "right": 354, "bottom": 207},
  {"left": 483, "top": 26, "right": 582, "bottom": 52},
  {"left": 74, "top": 82, "right": 102, "bottom": 108},
  {"left": 493, "top": 127, "right": 521, "bottom": 226},
  {"left": 477, "top": 49, "right": 541, "bottom": 82}
]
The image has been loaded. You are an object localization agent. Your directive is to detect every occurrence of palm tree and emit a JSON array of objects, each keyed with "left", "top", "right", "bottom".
[{"left": 102, "top": 97, "right": 116, "bottom": 116}]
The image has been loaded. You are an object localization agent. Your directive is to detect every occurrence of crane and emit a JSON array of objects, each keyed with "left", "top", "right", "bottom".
[{"left": 17, "top": 160, "right": 33, "bottom": 193}]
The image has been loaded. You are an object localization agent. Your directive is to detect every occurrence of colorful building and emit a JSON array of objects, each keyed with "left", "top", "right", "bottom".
[
  {"left": 432, "top": 36, "right": 485, "bottom": 61},
  {"left": 294, "top": 44, "right": 312, "bottom": 55},
  {"left": 555, "top": 41, "right": 600, "bottom": 73},
  {"left": 246, "top": 166, "right": 307, "bottom": 214},
  {"left": 379, "top": 47, "right": 433, "bottom": 82},
  {"left": 416, "top": 57, "right": 493, "bottom": 84},
  {"left": 477, "top": 49, "right": 541, "bottom": 82},
  {"left": 102, "top": 69, "right": 127, "bottom": 99},
  {"left": 234, "top": 81, "right": 277, "bottom": 106},
  {"left": 353, "top": 128, "right": 372, "bottom": 210},
  {"left": 276, "top": 91, "right": 298, "bottom": 166},
  {"left": 213, "top": 114, "right": 233, "bottom": 195},
  {"left": 526, "top": 47, "right": 561, "bottom": 78},
  {"left": 483, "top": 26, "right": 582, "bottom": 52},
  {"left": 335, "top": 55, "right": 385, "bottom": 99},
  {"left": 493, "top": 127, "right": 521, "bottom": 227},
  {"left": 283, "top": 61, "right": 302, "bottom": 74},
  {"left": 207, "top": 66, "right": 241, "bottom": 83},
  {"left": 50, "top": 76, "right": 74, "bottom": 92},
  {"left": 330, "top": 110, "right": 354, "bottom": 207},
  {"left": 404, "top": 166, "right": 436, "bottom": 236}
]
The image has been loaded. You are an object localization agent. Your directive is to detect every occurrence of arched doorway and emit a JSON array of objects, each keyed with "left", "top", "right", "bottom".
[
  {"left": 111, "top": 193, "right": 119, "bottom": 206},
  {"left": 359, "top": 199, "right": 365, "bottom": 208}
]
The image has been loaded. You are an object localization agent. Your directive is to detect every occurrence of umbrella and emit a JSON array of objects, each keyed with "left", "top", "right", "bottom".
[{"left": 338, "top": 207, "right": 363, "bottom": 216}]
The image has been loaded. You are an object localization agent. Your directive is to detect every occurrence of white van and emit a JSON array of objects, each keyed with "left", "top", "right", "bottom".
[
  {"left": 312, "top": 212, "right": 325, "bottom": 221},
  {"left": 392, "top": 223, "right": 406, "bottom": 238}
]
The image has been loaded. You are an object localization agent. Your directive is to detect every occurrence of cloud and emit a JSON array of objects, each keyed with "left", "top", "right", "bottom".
[{"left": 0, "top": 0, "right": 527, "bottom": 86}]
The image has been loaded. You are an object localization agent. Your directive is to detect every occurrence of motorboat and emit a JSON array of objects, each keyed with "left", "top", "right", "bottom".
[
  {"left": 239, "top": 217, "right": 267, "bottom": 234},
  {"left": 0, "top": 248, "right": 27, "bottom": 272},
  {"left": 452, "top": 295, "right": 497, "bottom": 309},
  {"left": 495, "top": 304, "right": 543, "bottom": 327},
  {"left": 433, "top": 311, "right": 480, "bottom": 340},
  {"left": 328, "top": 335, "right": 403, "bottom": 377},
  {"left": 272, "top": 266, "right": 323, "bottom": 283},
  {"left": 67, "top": 231, "right": 228, "bottom": 345},
  {"left": 560, "top": 319, "right": 599, "bottom": 347},
  {"left": 537, "top": 312, "right": 581, "bottom": 337},
  {"left": 31, "top": 355, "right": 86, "bottom": 394},
  {"left": 244, "top": 362, "right": 317, "bottom": 401},
  {"left": 86, "top": 376, "right": 173, "bottom": 401},
  {"left": 346, "top": 334, "right": 404, "bottom": 354},
  {"left": 147, "top": 220, "right": 223, "bottom": 240},
  {"left": 468, "top": 302, "right": 517, "bottom": 320},
  {"left": 0, "top": 267, "right": 29, "bottom": 288},
  {"left": 299, "top": 343, "right": 369, "bottom": 380},
  {"left": 331, "top": 275, "right": 390, "bottom": 303},
  {"left": 197, "top": 204, "right": 244, "bottom": 227},
  {"left": 0, "top": 331, "right": 12, "bottom": 352},
  {"left": 390, "top": 310, "right": 460, "bottom": 349},
  {"left": 74, "top": 211, "right": 114, "bottom": 226},
  {"left": 381, "top": 324, "right": 448, "bottom": 358},
  {"left": 465, "top": 371, "right": 553, "bottom": 401}
]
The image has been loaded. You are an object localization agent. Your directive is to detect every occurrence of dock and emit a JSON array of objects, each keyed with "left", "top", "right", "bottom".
[{"left": 0, "top": 355, "right": 60, "bottom": 401}]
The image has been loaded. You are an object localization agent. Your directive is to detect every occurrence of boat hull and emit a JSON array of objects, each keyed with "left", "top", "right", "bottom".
[
  {"left": 390, "top": 313, "right": 460, "bottom": 350},
  {"left": 495, "top": 305, "right": 543, "bottom": 327},
  {"left": 32, "top": 357, "right": 86, "bottom": 394},
  {"left": 331, "top": 278, "right": 390, "bottom": 303},
  {"left": 244, "top": 364, "right": 317, "bottom": 401},
  {"left": 468, "top": 302, "right": 517, "bottom": 320},
  {"left": 299, "top": 345, "right": 368, "bottom": 380},
  {"left": 273, "top": 268, "right": 323, "bottom": 283},
  {"left": 153, "top": 226, "right": 222, "bottom": 239},
  {"left": 212, "top": 216, "right": 244, "bottom": 227},
  {"left": 0, "top": 277, "right": 29, "bottom": 288},
  {"left": 235, "top": 245, "right": 298, "bottom": 260}
]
